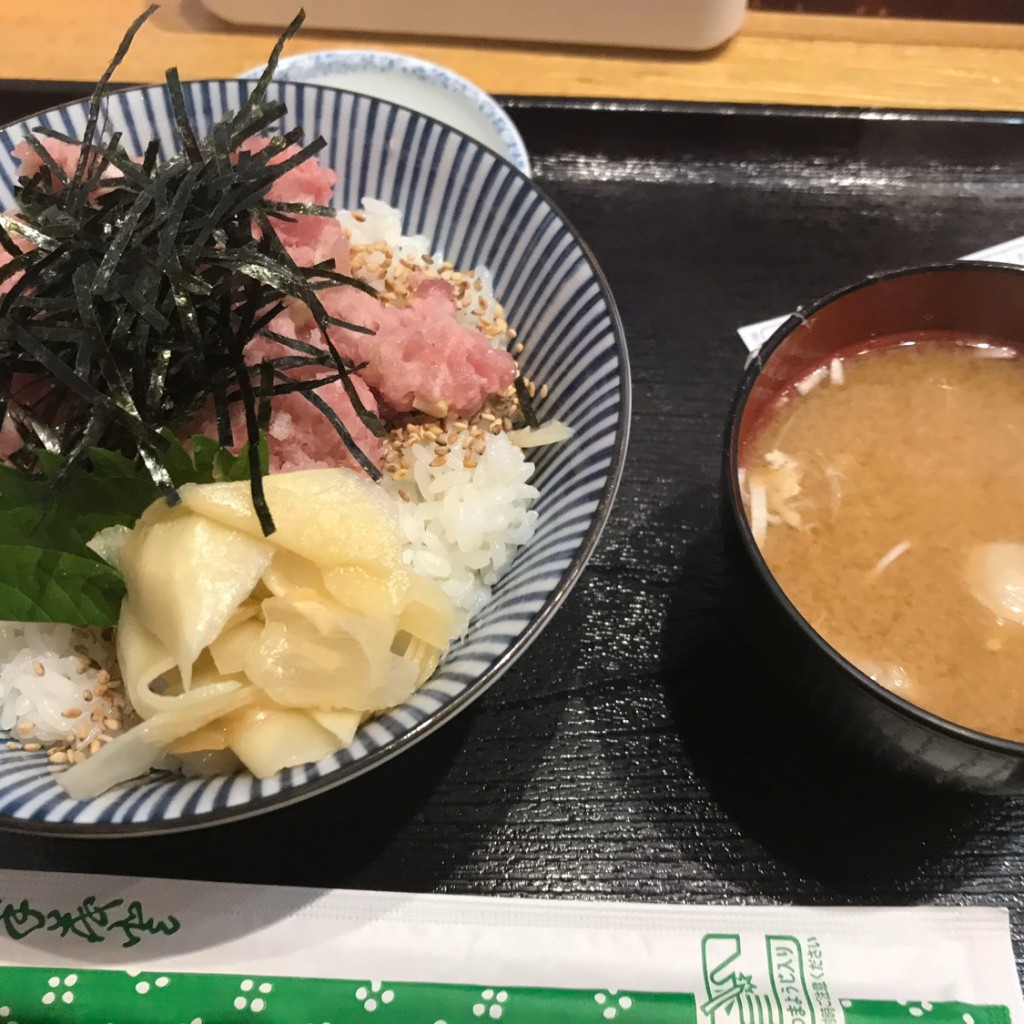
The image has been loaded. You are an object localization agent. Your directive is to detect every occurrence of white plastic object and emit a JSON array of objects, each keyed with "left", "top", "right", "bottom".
[{"left": 202, "top": 0, "right": 748, "bottom": 52}]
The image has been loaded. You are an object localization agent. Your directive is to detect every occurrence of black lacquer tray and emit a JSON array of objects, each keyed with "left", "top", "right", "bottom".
[{"left": 1, "top": 82, "right": 1023, "bottom": 976}]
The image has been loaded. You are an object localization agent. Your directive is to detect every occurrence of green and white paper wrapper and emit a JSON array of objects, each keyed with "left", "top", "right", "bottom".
[
  {"left": 737, "top": 235, "right": 1024, "bottom": 351},
  {"left": 0, "top": 870, "right": 1021, "bottom": 1024}
]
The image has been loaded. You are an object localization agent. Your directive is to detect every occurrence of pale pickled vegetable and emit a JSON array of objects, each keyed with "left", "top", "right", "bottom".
[
  {"left": 507, "top": 420, "right": 573, "bottom": 448},
  {"left": 67, "top": 468, "right": 459, "bottom": 798},
  {"left": 180, "top": 470, "right": 403, "bottom": 572},
  {"left": 86, "top": 523, "right": 132, "bottom": 571},
  {"left": 310, "top": 708, "right": 361, "bottom": 746},
  {"left": 116, "top": 601, "right": 177, "bottom": 719},
  {"left": 397, "top": 573, "right": 458, "bottom": 650},
  {"left": 245, "top": 593, "right": 401, "bottom": 710},
  {"left": 60, "top": 682, "right": 252, "bottom": 799},
  {"left": 119, "top": 510, "right": 273, "bottom": 688},
  {"left": 226, "top": 705, "right": 342, "bottom": 778},
  {"left": 322, "top": 564, "right": 410, "bottom": 618},
  {"left": 209, "top": 618, "right": 263, "bottom": 676}
]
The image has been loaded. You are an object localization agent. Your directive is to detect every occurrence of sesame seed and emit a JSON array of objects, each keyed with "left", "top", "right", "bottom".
[
  {"left": 103, "top": 718, "right": 122, "bottom": 732},
  {"left": 63, "top": 707, "right": 82, "bottom": 719},
  {"left": 48, "top": 750, "right": 67, "bottom": 764},
  {"left": 98, "top": 733, "right": 113, "bottom": 744},
  {"left": 473, "top": 278, "right": 483, "bottom": 291},
  {"left": 490, "top": 421, "right": 503, "bottom": 435},
  {"left": 32, "top": 660, "right": 45, "bottom": 677},
  {"left": 429, "top": 455, "right": 447, "bottom": 468},
  {"left": 539, "top": 384, "right": 549, "bottom": 399},
  {"left": 76, "top": 722, "right": 91, "bottom": 740},
  {"left": 395, "top": 468, "right": 409, "bottom": 480},
  {"left": 5, "top": 742, "right": 19, "bottom": 751},
  {"left": 69, "top": 750, "right": 86, "bottom": 765},
  {"left": 16, "top": 722, "right": 33, "bottom": 736},
  {"left": 352, "top": 210, "right": 367, "bottom": 222},
  {"left": 513, "top": 342, "right": 524, "bottom": 355},
  {"left": 89, "top": 740, "right": 102, "bottom": 756},
  {"left": 95, "top": 669, "right": 110, "bottom": 685},
  {"left": 23, "top": 743, "right": 41, "bottom": 753},
  {"left": 463, "top": 458, "right": 478, "bottom": 470},
  {"left": 399, "top": 491, "right": 410, "bottom": 502},
  {"left": 434, "top": 445, "right": 450, "bottom": 456},
  {"left": 384, "top": 463, "right": 398, "bottom": 474},
  {"left": 94, "top": 682, "right": 109, "bottom": 697},
  {"left": 76, "top": 659, "right": 89, "bottom": 675}
]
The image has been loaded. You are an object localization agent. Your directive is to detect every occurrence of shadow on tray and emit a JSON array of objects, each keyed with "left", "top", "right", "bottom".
[
  {"left": 657, "top": 492, "right": 1019, "bottom": 897},
  {"left": 0, "top": 707, "right": 478, "bottom": 888}
]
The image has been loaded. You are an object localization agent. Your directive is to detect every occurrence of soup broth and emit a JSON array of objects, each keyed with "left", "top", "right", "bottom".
[{"left": 743, "top": 338, "right": 1024, "bottom": 741}]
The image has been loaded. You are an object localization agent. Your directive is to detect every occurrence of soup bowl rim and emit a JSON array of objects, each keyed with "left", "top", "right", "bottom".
[{"left": 724, "top": 259, "right": 1024, "bottom": 760}]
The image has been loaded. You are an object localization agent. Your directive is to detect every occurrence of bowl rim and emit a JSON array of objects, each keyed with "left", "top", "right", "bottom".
[
  {"left": 725, "top": 258, "right": 1024, "bottom": 762},
  {"left": 238, "top": 49, "right": 532, "bottom": 176},
  {"left": 0, "top": 78, "right": 631, "bottom": 837}
]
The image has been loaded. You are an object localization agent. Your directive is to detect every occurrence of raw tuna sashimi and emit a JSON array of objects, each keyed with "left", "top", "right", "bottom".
[{"left": 323, "top": 277, "right": 516, "bottom": 417}]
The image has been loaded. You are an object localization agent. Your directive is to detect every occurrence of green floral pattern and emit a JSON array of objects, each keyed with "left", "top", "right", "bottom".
[{"left": 0, "top": 966, "right": 695, "bottom": 1023}]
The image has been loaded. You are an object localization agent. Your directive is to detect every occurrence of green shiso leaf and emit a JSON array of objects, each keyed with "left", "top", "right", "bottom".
[{"left": 0, "top": 546, "right": 125, "bottom": 627}]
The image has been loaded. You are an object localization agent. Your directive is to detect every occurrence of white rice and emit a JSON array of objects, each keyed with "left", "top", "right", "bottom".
[
  {"left": 382, "top": 428, "right": 540, "bottom": 619},
  {"left": 0, "top": 623, "right": 118, "bottom": 747}
]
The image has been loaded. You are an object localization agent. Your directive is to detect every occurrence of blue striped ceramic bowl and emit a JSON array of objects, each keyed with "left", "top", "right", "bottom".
[
  {"left": 239, "top": 51, "right": 532, "bottom": 176},
  {"left": 0, "top": 81, "right": 629, "bottom": 835}
]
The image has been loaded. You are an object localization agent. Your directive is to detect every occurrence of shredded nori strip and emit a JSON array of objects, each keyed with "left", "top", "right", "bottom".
[
  {"left": 514, "top": 375, "right": 539, "bottom": 430},
  {"left": 0, "top": 7, "right": 383, "bottom": 535}
]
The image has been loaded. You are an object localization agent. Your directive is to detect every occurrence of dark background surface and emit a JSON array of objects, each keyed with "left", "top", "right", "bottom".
[{"left": 0, "top": 84, "right": 1023, "bottom": 976}]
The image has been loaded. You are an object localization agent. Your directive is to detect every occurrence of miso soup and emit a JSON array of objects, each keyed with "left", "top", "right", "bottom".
[{"left": 742, "top": 337, "right": 1024, "bottom": 741}]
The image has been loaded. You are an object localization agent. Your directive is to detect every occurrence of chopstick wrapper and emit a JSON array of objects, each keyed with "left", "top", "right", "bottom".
[
  {"left": 0, "top": 869, "right": 1021, "bottom": 1023},
  {"left": 737, "top": 236, "right": 1024, "bottom": 351}
]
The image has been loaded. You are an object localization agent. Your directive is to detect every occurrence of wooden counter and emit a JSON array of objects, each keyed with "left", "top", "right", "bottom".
[{"left": 6, "top": 2, "right": 1024, "bottom": 111}]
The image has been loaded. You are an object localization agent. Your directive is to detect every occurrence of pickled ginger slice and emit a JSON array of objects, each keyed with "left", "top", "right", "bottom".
[
  {"left": 244, "top": 591, "right": 404, "bottom": 710},
  {"left": 119, "top": 511, "right": 273, "bottom": 689},
  {"left": 60, "top": 682, "right": 253, "bottom": 799},
  {"left": 309, "top": 708, "right": 361, "bottom": 746},
  {"left": 226, "top": 705, "right": 342, "bottom": 778},
  {"left": 209, "top": 617, "right": 263, "bottom": 677},
  {"left": 262, "top": 549, "right": 334, "bottom": 600},
  {"left": 397, "top": 572, "right": 459, "bottom": 649},
  {"left": 116, "top": 599, "right": 177, "bottom": 719},
  {"left": 322, "top": 563, "right": 410, "bottom": 619},
  {"left": 179, "top": 469, "right": 404, "bottom": 571}
]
